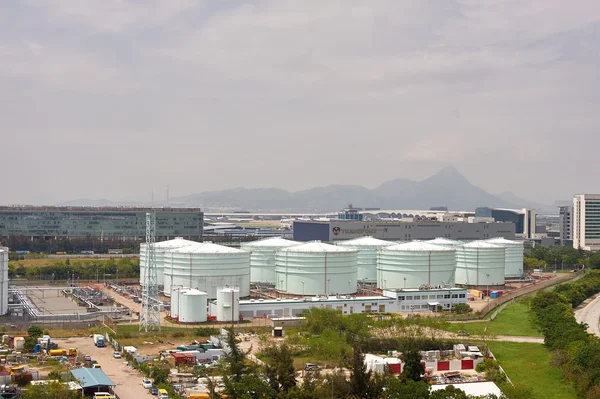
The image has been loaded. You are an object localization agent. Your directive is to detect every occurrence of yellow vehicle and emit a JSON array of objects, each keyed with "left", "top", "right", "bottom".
[
  {"left": 189, "top": 393, "right": 228, "bottom": 399},
  {"left": 93, "top": 393, "right": 116, "bottom": 399},
  {"left": 92, "top": 363, "right": 101, "bottom": 369},
  {"left": 48, "top": 348, "right": 77, "bottom": 356},
  {"left": 158, "top": 389, "right": 169, "bottom": 399},
  {"left": 9, "top": 366, "right": 27, "bottom": 375}
]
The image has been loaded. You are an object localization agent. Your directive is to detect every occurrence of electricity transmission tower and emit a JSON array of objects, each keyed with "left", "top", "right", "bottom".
[{"left": 140, "top": 212, "right": 161, "bottom": 332}]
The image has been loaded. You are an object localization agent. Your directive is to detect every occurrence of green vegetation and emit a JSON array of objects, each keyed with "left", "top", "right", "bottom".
[
  {"left": 442, "top": 321, "right": 488, "bottom": 336},
  {"left": 486, "top": 301, "right": 542, "bottom": 337},
  {"left": 488, "top": 341, "right": 577, "bottom": 399},
  {"left": 8, "top": 257, "right": 139, "bottom": 280}
]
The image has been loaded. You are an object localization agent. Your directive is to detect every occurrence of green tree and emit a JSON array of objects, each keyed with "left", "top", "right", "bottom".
[
  {"left": 400, "top": 342, "right": 424, "bottom": 382},
  {"left": 151, "top": 361, "right": 171, "bottom": 385},
  {"left": 264, "top": 344, "right": 296, "bottom": 393},
  {"left": 383, "top": 379, "right": 430, "bottom": 399},
  {"left": 429, "top": 385, "right": 469, "bottom": 399},
  {"left": 349, "top": 344, "right": 386, "bottom": 399},
  {"left": 20, "top": 381, "right": 79, "bottom": 399}
]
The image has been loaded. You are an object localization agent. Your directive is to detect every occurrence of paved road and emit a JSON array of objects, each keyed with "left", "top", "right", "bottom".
[
  {"left": 56, "top": 337, "right": 154, "bottom": 399},
  {"left": 575, "top": 295, "right": 600, "bottom": 337}
]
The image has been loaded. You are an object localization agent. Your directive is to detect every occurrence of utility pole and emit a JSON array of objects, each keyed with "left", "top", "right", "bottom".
[{"left": 140, "top": 212, "right": 161, "bottom": 332}]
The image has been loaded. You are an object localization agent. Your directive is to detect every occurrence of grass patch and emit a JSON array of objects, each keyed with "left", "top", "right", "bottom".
[
  {"left": 487, "top": 301, "right": 542, "bottom": 337},
  {"left": 9, "top": 258, "right": 103, "bottom": 268},
  {"left": 488, "top": 341, "right": 577, "bottom": 399},
  {"left": 443, "top": 321, "right": 488, "bottom": 336}
]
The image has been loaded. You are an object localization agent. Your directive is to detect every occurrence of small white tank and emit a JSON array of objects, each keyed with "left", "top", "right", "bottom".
[
  {"left": 455, "top": 241, "right": 506, "bottom": 287},
  {"left": 484, "top": 238, "right": 524, "bottom": 277},
  {"left": 336, "top": 236, "right": 393, "bottom": 282},
  {"left": 241, "top": 237, "right": 300, "bottom": 284},
  {"left": 170, "top": 286, "right": 187, "bottom": 319},
  {"left": 216, "top": 287, "right": 240, "bottom": 322},
  {"left": 179, "top": 289, "right": 208, "bottom": 323}
]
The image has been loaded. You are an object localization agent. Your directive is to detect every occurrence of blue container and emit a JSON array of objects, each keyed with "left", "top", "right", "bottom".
[
  {"left": 33, "top": 344, "right": 41, "bottom": 353},
  {"left": 490, "top": 291, "right": 499, "bottom": 299}
]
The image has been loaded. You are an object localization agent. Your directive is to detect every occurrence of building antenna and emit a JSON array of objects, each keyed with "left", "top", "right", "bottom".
[{"left": 140, "top": 211, "right": 161, "bottom": 332}]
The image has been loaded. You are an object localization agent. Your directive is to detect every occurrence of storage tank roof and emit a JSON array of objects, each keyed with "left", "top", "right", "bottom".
[
  {"left": 427, "top": 238, "right": 463, "bottom": 246},
  {"left": 462, "top": 241, "right": 502, "bottom": 248},
  {"left": 242, "top": 237, "right": 298, "bottom": 248},
  {"left": 151, "top": 237, "right": 199, "bottom": 248},
  {"left": 383, "top": 241, "right": 455, "bottom": 252},
  {"left": 484, "top": 238, "right": 523, "bottom": 246},
  {"left": 280, "top": 241, "right": 358, "bottom": 253},
  {"left": 336, "top": 236, "right": 393, "bottom": 247},
  {"left": 182, "top": 289, "right": 207, "bottom": 296},
  {"left": 169, "top": 242, "right": 247, "bottom": 254}
]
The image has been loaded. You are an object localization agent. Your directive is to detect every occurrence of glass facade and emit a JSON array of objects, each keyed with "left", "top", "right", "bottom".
[
  {"left": 585, "top": 200, "right": 600, "bottom": 239},
  {"left": 0, "top": 207, "right": 203, "bottom": 240}
]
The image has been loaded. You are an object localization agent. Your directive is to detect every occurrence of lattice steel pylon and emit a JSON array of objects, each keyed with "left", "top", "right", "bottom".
[{"left": 140, "top": 212, "right": 161, "bottom": 332}]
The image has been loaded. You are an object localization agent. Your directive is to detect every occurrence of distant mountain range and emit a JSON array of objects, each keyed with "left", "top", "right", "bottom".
[
  {"left": 56, "top": 167, "right": 555, "bottom": 212},
  {"left": 57, "top": 166, "right": 555, "bottom": 213}
]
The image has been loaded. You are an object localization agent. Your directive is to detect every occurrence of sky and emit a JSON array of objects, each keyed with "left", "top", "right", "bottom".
[{"left": 2, "top": 0, "right": 600, "bottom": 205}]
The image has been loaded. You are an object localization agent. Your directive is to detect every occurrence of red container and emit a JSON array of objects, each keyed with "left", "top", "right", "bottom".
[{"left": 388, "top": 363, "right": 401, "bottom": 374}]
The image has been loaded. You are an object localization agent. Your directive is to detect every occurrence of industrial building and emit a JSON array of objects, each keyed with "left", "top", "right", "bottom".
[
  {"left": 293, "top": 219, "right": 515, "bottom": 242},
  {"left": 220, "top": 287, "right": 469, "bottom": 319},
  {"left": 0, "top": 247, "right": 8, "bottom": 315},
  {"left": 559, "top": 205, "right": 573, "bottom": 246},
  {"left": 0, "top": 206, "right": 203, "bottom": 240},
  {"left": 455, "top": 241, "right": 505, "bottom": 287},
  {"left": 163, "top": 242, "right": 250, "bottom": 299},
  {"left": 275, "top": 241, "right": 358, "bottom": 296},
  {"left": 241, "top": 237, "right": 300, "bottom": 284},
  {"left": 474, "top": 207, "right": 536, "bottom": 239},
  {"left": 573, "top": 194, "right": 600, "bottom": 251}
]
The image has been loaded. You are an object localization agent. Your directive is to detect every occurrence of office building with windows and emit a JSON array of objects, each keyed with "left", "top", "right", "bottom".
[
  {"left": 0, "top": 206, "right": 203, "bottom": 241},
  {"left": 475, "top": 207, "right": 536, "bottom": 239},
  {"left": 573, "top": 194, "right": 600, "bottom": 251},
  {"left": 559, "top": 205, "right": 573, "bottom": 246}
]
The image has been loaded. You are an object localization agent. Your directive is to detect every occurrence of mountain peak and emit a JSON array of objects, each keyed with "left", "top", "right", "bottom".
[{"left": 424, "top": 165, "right": 470, "bottom": 185}]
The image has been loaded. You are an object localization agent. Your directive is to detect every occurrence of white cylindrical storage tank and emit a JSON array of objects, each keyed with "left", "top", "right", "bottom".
[
  {"left": 0, "top": 247, "right": 7, "bottom": 316},
  {"left": 455, "top": 241, "right": 506, "bottom": 287},
  {"left": 140, "top": 238, "right": 200, "bottom": 289},
  {"left": 241, "top": 237, "right": 300, "bottom": 284},
  {"left": 216, "top": 287, "right": 240, "bottom": 322},
  {"left": 484, "top": 238, "right": 524, "bottom": 277},
  {"left": 179, "top": 289, "right": 208, "bottom": 323},
  {"left": 336, "top": 236, "right": 393, "bottom": 283},
  {"left": 275, "top": 241, "right": 358, "bottom": 296},
  {"left": 163, "top": 243, "right": 250, "bottom": 299},
  {"left": 426, "top": 238, "right": 464, "bottom": 248},
  {"left": 170, "top": 286, "right": 187, "bottom": 319},
  {"left": 377, "top": 241, "right": 456, "bottom": 289}
]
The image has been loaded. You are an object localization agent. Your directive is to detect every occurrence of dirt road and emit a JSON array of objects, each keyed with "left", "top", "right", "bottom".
[{"left": 55, "top": 337, "right": 155, "bottom": 399}]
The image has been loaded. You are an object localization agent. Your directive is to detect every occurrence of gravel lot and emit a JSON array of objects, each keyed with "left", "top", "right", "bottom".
[{"left": 55, "top": 337, "right": 155, "bottom": 398}]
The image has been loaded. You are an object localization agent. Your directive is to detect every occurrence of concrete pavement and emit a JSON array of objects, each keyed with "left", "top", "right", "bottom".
[{"left": 575, "top": 295, "right": 600, "bottom": 337}]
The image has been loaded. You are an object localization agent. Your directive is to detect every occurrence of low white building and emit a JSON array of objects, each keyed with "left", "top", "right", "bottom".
[{"left": 210, "top": 288, "right": 468, "bottom": 319}]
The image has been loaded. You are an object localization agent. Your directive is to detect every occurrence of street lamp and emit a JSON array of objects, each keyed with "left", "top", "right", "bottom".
[{"left": 485, "top": 273, "right": 490, "bottom": 302}]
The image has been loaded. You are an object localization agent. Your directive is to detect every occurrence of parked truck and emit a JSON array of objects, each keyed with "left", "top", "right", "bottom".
[
  {"left": 48, "top": 348, "right": 77, "bottom": 356},
  {"left": 93, "top": 334, "right": 105, "bottom": 348}
]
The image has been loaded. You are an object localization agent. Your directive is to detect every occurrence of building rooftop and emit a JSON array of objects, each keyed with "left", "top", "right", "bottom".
[
  {"left": 70, "top": 368, "right": 115, "bottom": 389},
  {"left": 0, "top": 205, "right": 202, "bottom": 212}
]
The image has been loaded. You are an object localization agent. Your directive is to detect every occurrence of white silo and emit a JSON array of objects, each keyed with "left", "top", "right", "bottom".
[
  {"left": 179, "top": 289, "right": 208, "bottom": 323},
  {"left": 140, "top": 238, "right": 199, "bottom": 288},
  {"left": 163, "top": 242, "right": 250, "bottom": 299},
  {"left": 0, "top": 247, "right": 7, "bottom": 316},
  {"left": 241, "top": 237, "right": 300, "bottom": 284},
  {"left": 170, "top": 286, "right": 187, "bottom": 319},
  {"left": 377, "top": 241, "right": 456, "bottom": 289},
  {"left": 484, "top": 238, "right": 524, "bottom": 277},
  {"left": 216, "top": 287, "right": 240, "bottom": 322},
  {"left": 336, "top": 236, "right": 393, "bottom": 283},
  {"left": 455, "top": 241, "right": 506, "bottom": 287},
  {"left": 275, "top": 241, "right": 358, "bottom": 296}
]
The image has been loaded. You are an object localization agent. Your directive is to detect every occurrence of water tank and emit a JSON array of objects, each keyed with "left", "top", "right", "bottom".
[
  {"left": 0, "top": 247, "right": 7, "bottom": 316},
  {"left": 455, "top": 241, "right": 506, "bottom": 287},
  {"left": 336, "top": 236, "right": 393, "bottom": 282},
  {"left": 377, "top": 241, "right": 456, "bottom": 289},
  {"left": 275, "top": 241, "right": 358, "bottom": 296},
  {"left": 163, "top": 242, "right": 250, "bottom": 299},
  {"left": 170, "top": 286, "right": 187, "bottom": 319},
  {"left": 241, "top": 237, "right": 300, "bottom": 284},
  {"left": 179, "top": 289, "right": 208, "bottom": 323},
  {"left": 216, "top": 287, "right": 240, "bottom": 322},
  {"left": 484, "top": 238, "right": 524, "bottom": 277},
  {"left": 140, "top": 238, "right": 199, "bottom": 288}
]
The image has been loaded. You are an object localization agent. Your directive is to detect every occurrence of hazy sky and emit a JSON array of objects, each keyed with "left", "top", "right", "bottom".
[{"left": 2, "top": 0, "right": 599, "bottom": 205}]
